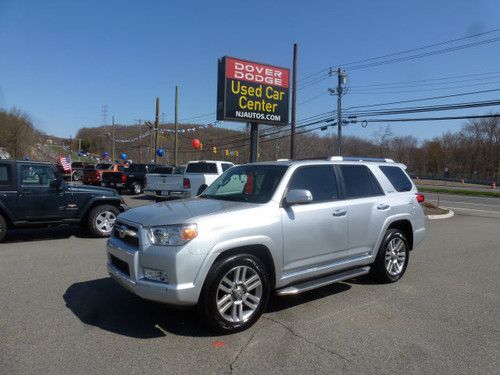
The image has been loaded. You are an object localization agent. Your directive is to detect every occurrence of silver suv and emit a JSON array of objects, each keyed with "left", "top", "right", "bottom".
[{"left": 107, "top": 157, "right": 425, "bottom": 333}]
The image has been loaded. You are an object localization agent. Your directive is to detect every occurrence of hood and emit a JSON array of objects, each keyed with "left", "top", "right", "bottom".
[
  {"left": 118, "top": 197, "right": 256, "bottom": 227},
  {"left": 67, "top": 183, "right": 118, "bottom": 196}
]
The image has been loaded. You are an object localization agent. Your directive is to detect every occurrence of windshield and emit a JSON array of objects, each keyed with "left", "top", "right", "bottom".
[
  {"left": 186, "top": 162, "right": 217, "bottom": 174},
  {"left": 201, "top": 165, "right": 288, "bottom": 203}
]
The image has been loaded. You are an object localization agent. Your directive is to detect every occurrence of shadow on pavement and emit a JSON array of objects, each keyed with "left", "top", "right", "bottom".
[
  {"left": 63, "top": 277, "right": 212, "bottom": 338},
  {"left": 3, "top": 225, "right": 95, "bottom": 244},
  {"left": 64, "top": 277, "right": 354, "bottom": 338}
]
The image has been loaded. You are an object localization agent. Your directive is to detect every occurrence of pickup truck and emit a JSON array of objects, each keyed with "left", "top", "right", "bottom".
[
  {"left": 101, "top": 163, "right": 167, "bottom": 195},
  {"left": 144, "top": 161, "right": 234, "bottom": 199},
  {"left": 82, "top": 163, "right": 125, "bottom": 186},
  {"left": 0, "top": 160, "right": 127, "bottom": 242}
]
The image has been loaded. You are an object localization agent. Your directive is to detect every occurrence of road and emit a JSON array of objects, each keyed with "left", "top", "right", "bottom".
[
  {"left": 0, "top": 195, "right": 499, "bottom": 374},
  {"left": 424, "top": 192, "right": 500, "bottom": 218}
]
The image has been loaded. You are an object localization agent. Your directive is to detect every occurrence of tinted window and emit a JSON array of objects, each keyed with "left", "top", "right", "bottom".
[
  {"left": 288, "top": 165, "right": 338, "bottom": 202},
  {"left": 222, "top": 163, "right": 233, "bottom": 172},
  {"left": 0, "top": 164, "right": 11, "bottom": 186},
  {"left": 128, "top": 164, "right": 147, "bottom": 173},
  {"left": 340, "top": 165, "right": 384, "bottom": 198},
  {"left": 186, "top": 162, "right": 218, "bottom": 174},
  {"left": 379, "top": 166, "right": 413, "bottom": 192},
  {"left": 84, "top": 165, "right": 96, "bottom": 170},
  {"left": 202, "top": 165, "right": 288, "bottom": 203},
  {"left": 71, "top": 162, "right": 84, "bottom": 168},
  {"left": 154, "top": 166, "right": 174, "bottom": 174},
  {"left": 96, "top": 163, "right": 112, "bottom": 170}
]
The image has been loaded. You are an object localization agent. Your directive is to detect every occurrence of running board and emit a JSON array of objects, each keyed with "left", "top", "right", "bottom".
[{"left": 276, "top": 266, "right": 371, "bottom": 296}]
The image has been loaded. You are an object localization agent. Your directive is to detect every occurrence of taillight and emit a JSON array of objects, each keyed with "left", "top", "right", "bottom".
[
  {"left": 121, "top": 174, "right": 127, "bottom": 183},
  {"left": 183, "top": 178, "right": 191, "bottom": 189},
  {"left": 416, "top": 193, "right": 425, "bottom": 204}
]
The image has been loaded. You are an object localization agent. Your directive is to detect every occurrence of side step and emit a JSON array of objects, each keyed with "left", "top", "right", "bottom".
[{"left": 276, "top": 266, "right": 371, "bottom": 296}]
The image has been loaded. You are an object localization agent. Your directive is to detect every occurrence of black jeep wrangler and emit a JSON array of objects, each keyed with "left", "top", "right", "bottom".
[{"left": 0, "top": 160, "right": 127, "bottom": 242}]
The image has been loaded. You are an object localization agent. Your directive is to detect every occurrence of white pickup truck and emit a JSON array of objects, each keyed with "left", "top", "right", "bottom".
[{"left": 144, "top": 160, "right": 234, "bottom": 199}]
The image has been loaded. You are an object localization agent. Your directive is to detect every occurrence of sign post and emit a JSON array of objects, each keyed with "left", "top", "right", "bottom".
[{"left": 217, "top": 56, "right": 290, "bottom": 162}]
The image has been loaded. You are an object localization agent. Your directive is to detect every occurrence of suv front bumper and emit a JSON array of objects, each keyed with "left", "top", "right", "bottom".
[{"left": 106, "top": 240, "right": 200, "bottom": 306}]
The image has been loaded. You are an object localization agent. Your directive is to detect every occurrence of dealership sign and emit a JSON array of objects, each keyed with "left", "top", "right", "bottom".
[{"left": 217, "top": 56, "right": 290, "bottom": 126}]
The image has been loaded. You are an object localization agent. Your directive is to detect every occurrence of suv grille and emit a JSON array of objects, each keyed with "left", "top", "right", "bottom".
[
  {"left": 113, "top": 222, "right": 139, "bottom": 248},
  {"left": 110, "top": 254, "right": 130, "bottom": 276}
]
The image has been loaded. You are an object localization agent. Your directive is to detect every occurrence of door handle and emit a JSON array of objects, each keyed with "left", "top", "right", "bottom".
[
  {"left": 377, "top": 203, "right": 390, "bottom": 210},
  {"left": 332, "top": 209, "right": 347, "bottom": 217}
]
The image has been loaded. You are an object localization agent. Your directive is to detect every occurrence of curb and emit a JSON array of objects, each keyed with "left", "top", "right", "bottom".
[{"left": 426, "top": 209, "right": 454, "bottom": 220}]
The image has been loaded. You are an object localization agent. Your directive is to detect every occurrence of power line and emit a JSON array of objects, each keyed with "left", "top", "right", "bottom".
[
  {"left": 357, "top": 114, "right": 499, "bottom": 123},
  {"left": 344, "top": 88, "right": 500, "bottom": 110}
]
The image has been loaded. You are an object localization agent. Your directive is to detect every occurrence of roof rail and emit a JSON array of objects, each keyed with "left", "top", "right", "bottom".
[{"left": 327, "top": 156, "right": 395, "bottom": 163}]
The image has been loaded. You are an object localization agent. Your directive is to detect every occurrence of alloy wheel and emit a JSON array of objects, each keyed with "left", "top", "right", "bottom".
[
  {"left": 216, "top": 265, "right": 263, "bottom": 323},
  {"left": 385, "top": 237, "right": 406, "bottom": 276},
  {"left": 95, "top": 211, "right": 116, "bottom": 234}
]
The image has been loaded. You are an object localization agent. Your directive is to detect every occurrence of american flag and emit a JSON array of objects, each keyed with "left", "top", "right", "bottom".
[{"left": 60, "top": 156, "right": 72, "bottom": 172}]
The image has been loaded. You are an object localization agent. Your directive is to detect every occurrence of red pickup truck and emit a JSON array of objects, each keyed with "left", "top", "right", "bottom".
[{"left": 82, "top": 163, "right": 126, "bottom": 185}]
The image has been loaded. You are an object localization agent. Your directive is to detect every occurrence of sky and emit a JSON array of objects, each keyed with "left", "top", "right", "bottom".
[{"left": 1, "top": 0, "right": 499, "bottom": 142}]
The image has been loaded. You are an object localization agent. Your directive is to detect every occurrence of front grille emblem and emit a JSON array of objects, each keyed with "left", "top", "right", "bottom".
[{"left": 118, "top": 225, "right": 127, "bottom": 239}]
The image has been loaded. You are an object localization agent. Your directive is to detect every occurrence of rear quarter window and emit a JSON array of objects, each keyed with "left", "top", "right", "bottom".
[
  {"left": 0, "top": 164, "right": 12, "bottom": 187},
  {"left": 379, "top": 166, "right": 413, "bottom": 192},
  {"left": 340, "top": 165, "right": 384, "bottom": 199}
]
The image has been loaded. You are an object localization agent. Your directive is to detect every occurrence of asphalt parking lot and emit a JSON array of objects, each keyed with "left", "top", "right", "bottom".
[{"left": 1, "top": 194, "right": 499, "bottom": 374}]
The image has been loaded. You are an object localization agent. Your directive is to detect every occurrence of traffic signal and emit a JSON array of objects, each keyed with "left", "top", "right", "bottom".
[
  {"left": 234, "top": 150, "right": 239, "bottom": 157},
  {"left": 211, "top": 146, "right": 217, "bottom": 154},
  {"left": 225, "top": 149, "right": 229, "bottom": 156}
]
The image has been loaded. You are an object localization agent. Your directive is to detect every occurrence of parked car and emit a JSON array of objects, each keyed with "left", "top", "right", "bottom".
[
  {"left": 0, "top": 160, "right": 127, "bottom": 242},
  {"left": 101, "top": 163, "right": 166, "bottom": 195},
  {"left": 107, "top": 156, "right": 425, "bottom": 333},
  {"left": 82, "top": 163, "right": 125, "bottom": 186},
  {"left": 144, "top": 160, "right": 233, "bottom": 199}
]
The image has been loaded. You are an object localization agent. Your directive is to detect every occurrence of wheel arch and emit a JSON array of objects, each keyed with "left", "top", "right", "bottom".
[
  {"left": 80, "top": 198, "right": 122, "bottom": 224},
  {"left": 211, "top": 244, "right": 277, "bottom": 290},
  {"left": 387, "top": 219, "right": 414, "bottom": 250}
]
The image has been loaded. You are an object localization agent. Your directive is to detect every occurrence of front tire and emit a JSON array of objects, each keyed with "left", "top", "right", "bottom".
[
  {"left": 0, "top": 214, "right": 7, "bottom": 242},
  {"left": 198, "top": 254, "right": 270, "bottom": 334},
  {"left": 371, "top": 229, "right": 409, "bottom": 283},
  {"left": 87, "top": 205, "right": 119, "bottom": 237}
]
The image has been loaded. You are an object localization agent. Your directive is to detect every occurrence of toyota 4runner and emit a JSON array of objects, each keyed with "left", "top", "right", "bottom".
[{"left": 107, "top": 157, "right": 425, "bottom": 333}]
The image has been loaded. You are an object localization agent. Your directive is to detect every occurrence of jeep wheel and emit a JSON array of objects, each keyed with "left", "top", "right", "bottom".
[
  {"left": 131, "top": 182, "right": 143, "bottom": 195},
  {"left": 196, "top": 185, "right": 208, "bottom": 196},
  {"left": 371, "top": 229, "right": 409, "bottom": 283},
  {"left": 0, "top": 214, "right": 7, "bottom": 242},
  {"left": 198, "top": 254, "right": 270, "bottom": 333},
  {"left": 88, "top": 205, "right": 119, "bottom": 237}
]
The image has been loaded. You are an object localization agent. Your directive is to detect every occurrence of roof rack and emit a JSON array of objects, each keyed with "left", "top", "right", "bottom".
[{"left": 328, "top": 156, "right": 395, "bottom": 163}]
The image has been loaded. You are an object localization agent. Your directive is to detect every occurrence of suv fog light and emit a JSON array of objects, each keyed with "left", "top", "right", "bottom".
[{"left": 143, "top": 268, "right": 168, "bottom": 283}]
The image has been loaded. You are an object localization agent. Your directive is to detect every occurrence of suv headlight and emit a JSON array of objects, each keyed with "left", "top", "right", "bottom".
[{"left": 147, "top": 224, "right": 198, "bottom": 246}]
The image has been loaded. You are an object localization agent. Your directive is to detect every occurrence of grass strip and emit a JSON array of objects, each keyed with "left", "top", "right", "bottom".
[{"left": 418, "top": 186, "right": 500, "bottom": 198}]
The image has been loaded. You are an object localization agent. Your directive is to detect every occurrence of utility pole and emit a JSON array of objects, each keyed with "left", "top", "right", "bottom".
[
  {"left": 134, "top": 119, "right": 142, "bottom": 163},
  {"left": 78, "top": 138, "right": 82, "bottom": 159},
  {"left": 249, "top": 122, "right": 259, "bottom": 163},
  {"left": 112, "top": 115, "right": 116, "bottom": 161},
  {"left": 329, "top": 68, "right": 346, "bottom": 155},
  {"left": 154, "top": 97, "right": 160, "bottom": 164},
  {"left": 174, "top": 86, "right": 179, "bottom": 166},
  {"left": 290, "top": 43, "right": 298, "bottom": 159}
]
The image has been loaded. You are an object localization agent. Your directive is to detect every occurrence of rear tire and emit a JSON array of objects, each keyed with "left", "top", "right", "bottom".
[
  {"left": 371, "top": 229, "right": 409, "bottom": 283},
  {"left": 198, "top": 254, "right": 270, "bottom": 334},
  {"left": 87, "top": 205, "right": 119, "bottom": 237},
  {"left": 0, "top": 214, "right": 7, "bottom": 242},
  {"left": 197, "top": 185, "right": 208, "bottom": 196}
]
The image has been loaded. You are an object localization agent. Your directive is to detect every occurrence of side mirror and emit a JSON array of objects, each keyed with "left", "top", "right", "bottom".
[{"left": 285, "top": 189, "right": 313, "bottom": 205}]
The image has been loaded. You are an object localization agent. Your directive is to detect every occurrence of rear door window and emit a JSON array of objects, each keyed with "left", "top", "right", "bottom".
[
  {"left": 379, "top": 166, "right": 413, "bottom": 192},
  {"left": 287, "top": 165, "right": 338, "bottom": 202},
  {"left": 186, "top": 162, "right": 218, "bottom": 174},
  {"left": 340, "top": 165, "right": 384, "bottom": 199}
]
